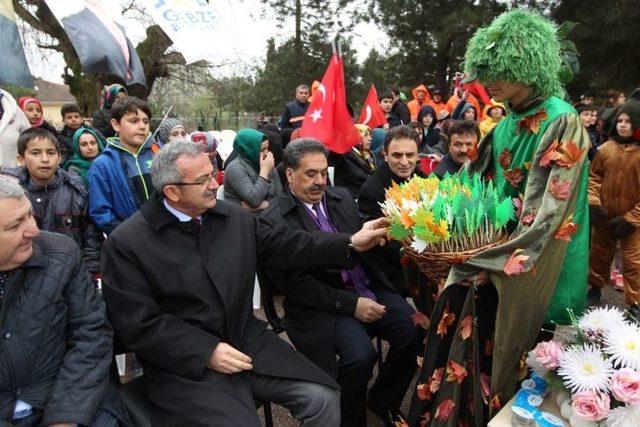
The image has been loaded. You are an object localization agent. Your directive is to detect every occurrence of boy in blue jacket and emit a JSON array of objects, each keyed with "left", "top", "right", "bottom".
[{"left": 88, "top": 96, "right": 155, "bottom": 234}]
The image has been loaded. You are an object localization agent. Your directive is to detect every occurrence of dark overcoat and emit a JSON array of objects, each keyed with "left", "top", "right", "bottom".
[
  {"left": 101, "top": 194, "right": 353, "bottom": 426},
  {"left": 260, "top": 187, "right": 398, "bottom": 377}
]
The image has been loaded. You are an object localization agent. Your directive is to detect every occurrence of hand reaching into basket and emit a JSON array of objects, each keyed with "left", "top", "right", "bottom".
[{"left": 459, "top": 270, "right": 490, "bottom": 287}]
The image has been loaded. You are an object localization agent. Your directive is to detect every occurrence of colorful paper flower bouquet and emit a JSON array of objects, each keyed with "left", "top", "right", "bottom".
[
  {"left": 381, "top": 172, "right": 515, "bottom": 283},
  {"left": 525, "top": 307, "right": 640, "bottom": 426}
]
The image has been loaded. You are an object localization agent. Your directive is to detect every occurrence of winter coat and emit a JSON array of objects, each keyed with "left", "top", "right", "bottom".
[
  {"left": 407, "top": 84, "right": 431, "bottom": 121},
  {"left": 329, "top": 149, "right": 376, "bottom": 199},
  {"left": 57, "top": 125, "right": 77, "bottom": 164},
  {"left": 279, "top": 100, "right": 309, "bottom": 129},
  {"left": 0, "top": 90, "right": 30, "bottom": 168},
  {"left": 0, "top": 232, "right": 128, "bottom": 425},
  {"left": 417, "top": 105, "right": 447, "bottom": 155},
  {"left": 446, "top": 93, "right": 482, "bottom": 120},
  {"left": 224, "top": 155, "right": 282, "bottom": 209},
  {"left": 101, "top": 194, "right": 346, "bottom": 425},
  {"left": 261, "top": 187, "right": 398, "bottom": 376},
  {"left": 391, "top": 100, "right": 410, "bottom": 125},
  {"left": 87, "top": 137, "right": 155, "bottom": 234},
  {"left": 13, "top": 167, "right": 103, "bottom": 274},
  {"left": 433, "top": 153, "right": 462, "bottom": 178}
]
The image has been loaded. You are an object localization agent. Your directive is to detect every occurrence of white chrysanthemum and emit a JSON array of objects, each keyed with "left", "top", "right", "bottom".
[
  {"left": 557, "top": 344, "right": 614, "bottom": 393},
  {"left": 604, "top": 323, "right": 640, "bottom": 370},
  {"left": 578, "top": 306, "right": 628, "bottom": 335},
  {"left": 606, "top": 404, "right": 640, "bottom": 427}
]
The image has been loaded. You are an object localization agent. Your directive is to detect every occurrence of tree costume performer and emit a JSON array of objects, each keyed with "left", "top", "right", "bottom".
[
  {"left": 588, "top": 98, "right": 640, "bottom": 316},
  {"left": 407, "top": 10, "right": 590, "bottom": 426}
]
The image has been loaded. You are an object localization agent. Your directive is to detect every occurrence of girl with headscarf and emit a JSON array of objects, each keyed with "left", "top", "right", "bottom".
[
  {"left": 18, "top": 96, "right": 59, "bottom": 136},
  {"left": 155, "top": 118, "right": 187, "bottom": 147},
  {"left": 65, "top": 127, "right": 105, "bottom": 186},
  {"left": 92, "top": 84, "right": 127, "bottom": 138},
  {"left": 191, "top": 131, "right": 224, "bottom": 184},
  {"left": 224, "top": 128, "right": 281, "bottom": 212},
  {"left": 330, "top": 124, "right": 376, "bottom": 200}
]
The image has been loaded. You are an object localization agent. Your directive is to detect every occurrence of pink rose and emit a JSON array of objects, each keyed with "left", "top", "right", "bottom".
[
  {"left": 571, "top": 390, "right": 610, "bottom": 422},
  {"left": 611, "top": 368, "right": 640, "bottom": 404},
  {"left": 532, "top": 340, "right": 565, "bottom": 371}
]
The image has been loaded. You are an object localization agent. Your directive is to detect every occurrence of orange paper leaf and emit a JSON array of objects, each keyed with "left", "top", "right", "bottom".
[
  {"left": 400, "top": 210, "right": 414, "bottom": 228},
  {"left": 503, "top": 168, "right": 524, "bottom": 188},
  {"left": 555, "top": 214, "right": 579, "bottom": 242},
  {"left": 437, "top": 307, "right": 456, "bottom": 338},
  {"left": 467, "top": 142, "right": 479, "bottom": 162},
  {"left": 521, "top": 211, "right": 536, "bottom": 226},
  {"left": 417, "top": 356, "right": 424, "bottom": 368},
  {"left": 412, "top": 312, "right": 430, "bottom": 330},
  {"left": 549, "top": 177, "right": 572, "bottom": 200},
  {"left": 480, "top": 373, "right": 491, "bottom": 403},
  {"left": 540, "top": 140, "right": 561, "bottom": 168},
  {"left": 430, "top": 368, "right": 445, "bottom": 393},
  {"left": 503, "top": 249, "right": 529, "bottom": 276},
  {"left": 459, "top": 315, "right": 473, "bottom": 340},
  {"left": 557, "top": 140, "right": 586, "bottom": 169},
  {"left": 517, "top": 109, "right": 548, "bottom": 134},
  {"left": 484, "top": 339, "right": 494, "bottom": 357},
  {"left": 498, "top": 149, "right": 513, "bottom": 169},
  {"left": 417, "top": 383, "right": 430, "bottom": 401},
  {"left": 435, "top": 399, "right": 456, "bottom": 422},
  {"left": 446, "top": 360, "right": 468, "bottom": 384}
]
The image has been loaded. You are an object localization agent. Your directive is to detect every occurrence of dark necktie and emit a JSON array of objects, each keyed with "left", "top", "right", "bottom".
[{"left": 312, "top": 203, "right": 376, "bottom": 301}]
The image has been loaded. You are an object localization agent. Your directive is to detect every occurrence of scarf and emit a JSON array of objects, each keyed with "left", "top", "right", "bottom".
[{"left": 64, "top": 127, "right": 105, "bottom": 184}]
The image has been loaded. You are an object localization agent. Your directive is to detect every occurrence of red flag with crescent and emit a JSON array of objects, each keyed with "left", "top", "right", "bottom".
[
  {"left": 358, "top": 84, "right": 387, "bottom": 129},
  {"left": 299, "top": 54, "right": 360, "bottom": 154}
]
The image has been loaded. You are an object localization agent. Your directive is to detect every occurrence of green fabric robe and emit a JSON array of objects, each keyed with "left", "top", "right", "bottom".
[{"left": 408, "top": 96, "right": 590, "bottom": 426}]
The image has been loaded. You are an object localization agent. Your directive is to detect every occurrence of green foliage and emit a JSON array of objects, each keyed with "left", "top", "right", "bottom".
[{"left": 0, "top": 84, "right": 37, "bottom": 99}]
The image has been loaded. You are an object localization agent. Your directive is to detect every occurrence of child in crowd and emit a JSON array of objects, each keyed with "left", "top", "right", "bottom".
[
  {"left": 577, "top": 103, "right": 601, "bottom": 160},
  {"left": 378, "top": 91, "right": 401, "bottom": 128},
  {"left": 479, "top": 101, "right": 506, "bottom": 138},
  {"left": 92, "top": 84, "right": 127, "bottom": 138},
  {"left": 18, "top": 96, "right": 58, "bottom": 136},
  {"left": 588, "top": 98, "right": 640, "bottom": 316},
  {"left": 57, "top": 103, "right": 84, "bottom": 163},
  {"left": 88, "top": 96, "right": 155, "bottom": 234},
  {"left": 66, "top": 127, "right": 105, "bottom": 186},
  {"left": 155, "top": 118, "right": 187, "bottom": 147},
  {"left": 9, "top": 127, "right": 102, "bottom": 274}
]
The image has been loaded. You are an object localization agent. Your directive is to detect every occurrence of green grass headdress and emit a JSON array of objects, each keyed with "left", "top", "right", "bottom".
[{"left": 464, "top": 10, "right": 565, "bottom": 98}]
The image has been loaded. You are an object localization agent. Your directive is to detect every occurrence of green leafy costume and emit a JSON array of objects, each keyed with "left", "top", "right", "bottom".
[{"left": 408, "top": 10, "right": 590, "bottom": 426}]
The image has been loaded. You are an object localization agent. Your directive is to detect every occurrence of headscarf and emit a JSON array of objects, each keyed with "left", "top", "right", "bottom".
[
  {"left": 101, "top": 84, "right": 127, "bottom": 109},
  {"left": 233, "top": 129, "right": 267, "bottom": 170},
  {"left": 354, "top": 124, "right": 375, "bottom": 171},
  {"left": 190, "top": 131, "right": 219, "bottom": 153},
  {"left": 18, "top": 96, "right": 44, "bottom": 127},
  {"left": 65, "top": 127, "right": 106, "bottom": 184},
  {"left": 155, "top": 118, "right": 185, "bottom": 147}
]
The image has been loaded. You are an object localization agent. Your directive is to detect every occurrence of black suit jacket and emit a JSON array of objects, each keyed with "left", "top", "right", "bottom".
[{"left": 260, "top": 187, "right": 397, "bottom": 377}]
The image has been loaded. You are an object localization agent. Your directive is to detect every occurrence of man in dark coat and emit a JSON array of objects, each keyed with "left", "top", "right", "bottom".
[
  {"left": 262, "top": 139, "right": 422, "bottom": 427},
  {"left": 279, "top": 84, "right": 310, "bottom": 130},
  {"left": 0, "top": 176, "right": 129, "bottom": 426},
  {"left": 101, "top": 141, "right": 389, "bottom": 427},
  {"left": 432, "top": 119, "right": 479, "bottom": 179},
  {"left": 389, "top": 86, "right": 410, "bottom": 125}
]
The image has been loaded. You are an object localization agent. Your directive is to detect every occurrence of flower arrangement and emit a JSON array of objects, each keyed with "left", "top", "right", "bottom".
[
  {"left": 382, "top": 172, "right": 515, "bottom": 254},
  {"left": 525, "top": 307, "right": 640, "bottom": 426}
]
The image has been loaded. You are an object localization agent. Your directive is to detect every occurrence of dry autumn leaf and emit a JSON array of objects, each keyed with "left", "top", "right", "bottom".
[
  {"left": 503, "top": 249, "right": 529, "bottom": 276},
  {"left": 435, "top": 399, "right": 456, "bottom": 422},
  {"left": 446, "top": 360, "right": 468, "bottom": 384},
  {"left": 540, "top": 140, "right": 561, "bottom": 168},
  {"left": 412, "top": 312, "right": 430, "bottom": 330},
  {"left": 459, "top": 315, "right": 473, "bottom": 340},
  {"left": 498, "top": 148, "right": 513, "bottom": 169},
  {"left": 557, "top": 140, "right": 586, "bottom": 169},
  {"left": 548, "top": 177, "right": 572, "bottom": 200},
  {"left": 555, "top": 215, "right": 579, "bottom": 242},
  {"left": 417, "top": 383, "right": 430, "bottom": 401},
  {"left": 437, "top": 307, "right": 456, "bottom": 338},
  {"left": 517, "top": 109, "right": 548, "bottom": 134}
]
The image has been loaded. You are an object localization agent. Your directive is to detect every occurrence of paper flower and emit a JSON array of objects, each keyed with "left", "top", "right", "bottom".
[{"left": 558, "top": 344, "right": 614, "bottom": 393}]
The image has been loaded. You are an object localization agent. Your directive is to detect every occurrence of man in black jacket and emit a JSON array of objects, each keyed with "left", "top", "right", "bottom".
[
  {"left": 433, "top": 119, "right": 479, "bottom": 179},
  {"left": 279, "top": 84, "right": 310, "bottom": 130},
  {"left": 101, "top": 141, "right": 389, "bottom": 426},
  {"left": 0, "top": 176, "right": 128, "bottom": 426},
  {"left": 262, "top": 139, "right": 422, "bottom": 427}
]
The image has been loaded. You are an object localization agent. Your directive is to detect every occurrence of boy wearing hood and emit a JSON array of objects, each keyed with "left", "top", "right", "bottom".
[
  {"left": 88, "top": 96, "right": 155, "bottom": 234},
  {"left": 588, "top": 98, "right": 640, "bottom": 316},
  {"left": 407, "top": 84, "right": 430, "bottom": 122}
]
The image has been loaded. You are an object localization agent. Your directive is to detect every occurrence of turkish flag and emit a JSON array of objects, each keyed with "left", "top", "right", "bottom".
[
  {"left": 462, "top": 81, "right": 491, "bottom": 105},
  {"left": 300, "top": 54, "right": 361, "bottom": 154},
  {"left": 358, "top": 85, "right": 387, "bottom": 129}
]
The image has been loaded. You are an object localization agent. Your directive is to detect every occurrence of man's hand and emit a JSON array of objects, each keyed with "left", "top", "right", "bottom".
[
  {"left": 351, "top": 218, "right": 388, "bottom": 252},
  {"left": 459, "top": 270, "right": 490, "bottom": 287},
  {"left": 354, "top": 297, "right": 386, "bottom": 323},
  {"left": 207, "top": 343, "right": 253, "bottom": 374}
]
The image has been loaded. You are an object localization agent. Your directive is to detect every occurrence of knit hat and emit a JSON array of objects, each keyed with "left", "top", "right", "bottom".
[
  {"left": 155, "top": 118, "right": 185, "bottom": 147},
  {"left": 18, "top": 96, "right": 44, "bottom": 127},
  {"left": 464, "top": 10, "right": 565, "bottom": 98}
]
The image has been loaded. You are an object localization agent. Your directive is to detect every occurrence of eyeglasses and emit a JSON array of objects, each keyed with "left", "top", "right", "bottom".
[{"left": 169, "top": 172, "right": 216, "bottom": 186}]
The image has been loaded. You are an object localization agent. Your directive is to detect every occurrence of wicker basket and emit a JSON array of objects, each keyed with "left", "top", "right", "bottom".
[{"left": 402, "top": 234, "right": 508, "bottom": 284}]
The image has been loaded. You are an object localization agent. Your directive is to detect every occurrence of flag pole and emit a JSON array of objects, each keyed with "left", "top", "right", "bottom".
[
  {"left": 331, "top": 39, "right": 337, "bottom": 56},
  {"left": 150, "top": 105, "right": 174, "bottom": 142}
]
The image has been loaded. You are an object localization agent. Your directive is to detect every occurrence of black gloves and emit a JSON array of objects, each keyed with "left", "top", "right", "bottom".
[
  {"left": 589, "top": 205, "right": 608, "bottom": 224},
  {"left": 608, "top": 216, "right": 636, "bottom": 239}
]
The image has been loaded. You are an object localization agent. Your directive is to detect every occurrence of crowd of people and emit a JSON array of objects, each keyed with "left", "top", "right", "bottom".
[{"left": 0, "top": 8, "right": 638, "bottom": 427}]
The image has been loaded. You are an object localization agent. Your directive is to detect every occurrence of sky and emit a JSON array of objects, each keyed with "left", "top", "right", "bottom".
[{"left": 21, "top": 0, "right": 388, "bottom": 84}]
